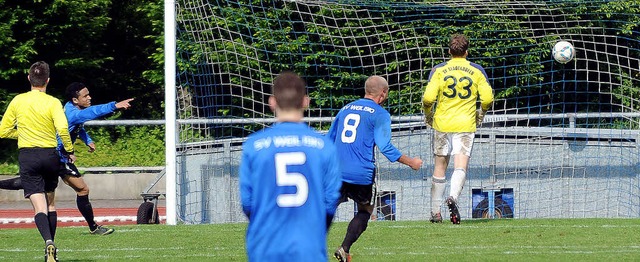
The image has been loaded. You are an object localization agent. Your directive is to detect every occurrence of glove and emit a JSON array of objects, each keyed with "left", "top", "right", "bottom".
[
  {"left": 424, "top": 112, "right": 434, "bottom": 128},
  {"left": 476, "top": 109, "right": 486, "bottom": 127},
  {"left": 422, "top": 103, "right": 434, "bottom": 128}
]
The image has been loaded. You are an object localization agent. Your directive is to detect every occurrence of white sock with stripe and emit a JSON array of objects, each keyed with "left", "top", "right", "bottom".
[
  {"left": 431, "top": 176, "right": 446, "bottom": 215},
  {"left": 449, "top": 168, "right": 467, "bottom": 202}
]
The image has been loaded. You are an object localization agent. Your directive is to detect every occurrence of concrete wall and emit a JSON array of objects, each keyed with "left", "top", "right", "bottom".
[
  {"left": 174, "top": 127, "right": 640, "bottom": 223},
  {"left": 0, "top": 173, "right": 165, "bottom": 202}
]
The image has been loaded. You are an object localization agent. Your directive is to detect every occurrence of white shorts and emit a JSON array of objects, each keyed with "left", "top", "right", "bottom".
[{"left": 432, "top": 131, "right": 475, "bottom": 157}]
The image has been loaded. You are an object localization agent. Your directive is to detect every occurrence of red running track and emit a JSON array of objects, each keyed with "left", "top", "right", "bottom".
[{"left": 0, "top": 207, "right": 166, "bottom": 229}]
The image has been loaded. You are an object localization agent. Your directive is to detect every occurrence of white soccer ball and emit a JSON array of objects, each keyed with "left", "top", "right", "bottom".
[{"left": 552, "top": 41, "right": 575, "bottom": 64}]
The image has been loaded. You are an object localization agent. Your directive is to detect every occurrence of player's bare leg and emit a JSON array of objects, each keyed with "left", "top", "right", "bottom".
[
  {"left": 431, "top": 155, "right": 449, "bottom": 222},
  {"left": 62, "top": 175, "right": 114, "bottom": 235}
]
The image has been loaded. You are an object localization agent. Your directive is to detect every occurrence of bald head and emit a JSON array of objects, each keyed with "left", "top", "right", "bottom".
[
  {"left": 364, "top": 76, "right": 389, "bottom": 96},
  {"left": 363, "top": 75, "right": 389, "bottom": 105}
]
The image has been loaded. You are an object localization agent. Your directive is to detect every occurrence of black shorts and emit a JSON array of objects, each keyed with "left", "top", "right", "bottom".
[
  {"left": 59, "top": 162, "right": 81, "bottom": 178},
  {"left": 339, "top": 182, "right": 375, "bottom": 206},
  {"left": 18, "top": 148, "right": 62, "bottom": 198}
]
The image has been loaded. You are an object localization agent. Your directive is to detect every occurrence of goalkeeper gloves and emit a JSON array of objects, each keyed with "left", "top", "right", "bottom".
[
  {"left": 424, "top": 112, "right": 434, "bottom": 128},
  {"left": 476, "top": 108, "right": 487, "bottom": 127},
  {"left": 423, "top": 104, "right": 434, "bottom": 128}
]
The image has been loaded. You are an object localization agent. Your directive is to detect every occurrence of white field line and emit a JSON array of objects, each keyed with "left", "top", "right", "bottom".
[
  {"left": 385, "top": 224, "right": 640, "bottom": 229},
  {"left": 2, "top": 246, "right": 638, "bottom": 258},
  {"left": 0, "top": 216, "right": 167, "bottom": 224}
]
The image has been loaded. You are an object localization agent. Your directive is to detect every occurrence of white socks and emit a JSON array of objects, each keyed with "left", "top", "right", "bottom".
[
  {"left": 431, "top": 176, "right": 446, "bottom": 215},
  {"left": 449, "top": 168, "right": 467, "bottom": 202},
  {"left": 432, "top": 169, "right": 467, "bottom": 214}
]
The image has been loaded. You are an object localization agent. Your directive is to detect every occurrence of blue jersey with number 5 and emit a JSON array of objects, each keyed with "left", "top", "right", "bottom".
[
  {"left": 240, "top": 122, "right": 341, "bottom": 262},
  {"left": 327, "top": 98, "right": 402, "bottom": 185}
]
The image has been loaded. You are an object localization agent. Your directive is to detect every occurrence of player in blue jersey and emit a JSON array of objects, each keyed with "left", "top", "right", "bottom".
[
  {"left": 240, "top": 71, "right": 342, "bottom": 262},
  {"left": 0, "top": 82, "right": 133, "bottom": 235},
  {"left": 328, "top": 75, "right": 423, "bottom": 262},
  {"left": 422, "top": 34, "right": 494, "bottom": 224}
]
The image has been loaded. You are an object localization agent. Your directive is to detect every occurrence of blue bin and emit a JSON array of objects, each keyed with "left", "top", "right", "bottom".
[{"left": 471, "top": 188, "right": 514, "bottom": 218}]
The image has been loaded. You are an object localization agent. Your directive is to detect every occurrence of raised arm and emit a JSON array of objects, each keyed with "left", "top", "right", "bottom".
[
  {"left": 65, "top": 102, "right": 117, "bottom": 126},
  {"left": 64, "top": 98, "right": 134, "bottom": 126}
]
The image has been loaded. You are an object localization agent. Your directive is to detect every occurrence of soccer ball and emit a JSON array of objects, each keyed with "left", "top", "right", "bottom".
[{"left": 552, "top": 41, "right": 575, "bottom": 64}]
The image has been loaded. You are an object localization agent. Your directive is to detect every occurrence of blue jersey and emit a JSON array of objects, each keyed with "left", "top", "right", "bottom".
[
  {"left": 56, "top": 101, "right": 117, "bottom": 162},
  {"left": 240, "top": 122, "right": 341, "bottom": 262},
  {"left": 327, "top": 98, "right": 402, "bottom": 185}
]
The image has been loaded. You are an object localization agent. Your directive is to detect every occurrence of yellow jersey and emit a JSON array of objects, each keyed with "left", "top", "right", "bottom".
[
  {"left": 422, "top": 58, "right": 494, "bottom": 132},
  {"left": 0, "top": 90, "right": 74, "bottom": 152}
]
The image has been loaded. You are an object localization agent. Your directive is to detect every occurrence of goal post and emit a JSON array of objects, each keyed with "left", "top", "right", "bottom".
[
  {"left": 165, "top": 0, "right": 177, "bottom": 225},
  {"left": 168, "top": 0, "right": 640, "bottom": 223}
]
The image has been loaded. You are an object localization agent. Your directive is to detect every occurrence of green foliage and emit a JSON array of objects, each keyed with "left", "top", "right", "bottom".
[
  {"left": 174, "top": 0, "right": 640, "bottom": 134},
  {"left": 0, "top": 139, "right": 18, "bottom": 175},
  {"left": 74, "top": 126, "right": 165, "bottom": 167},
  {"left": 0, "top": 126, "right": 165, "bottom": 174},
  {"left": 0, "top": 163, "right": 18, "bottom": 175},
  {"left": 0, "top": 0, "right": 163, "bottom": 119},
  {"left": 139, "top": 0, "right": 164, "bottom": 87}
]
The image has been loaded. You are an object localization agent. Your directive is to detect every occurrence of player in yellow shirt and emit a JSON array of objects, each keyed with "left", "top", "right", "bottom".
[
  {"left": 422, "top": 34, "right": 494, "bottom": 224},
  {"left": 0, "top": 61, "right": 74, "bottom": 262}
]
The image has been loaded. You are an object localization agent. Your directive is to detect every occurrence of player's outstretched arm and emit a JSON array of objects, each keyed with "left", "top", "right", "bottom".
[
  {"left": 66, "top": 101, "right": 118, "bottom": 125},
  {"left": 115, "top": 98, "right": 134, "bottom": 110},
  {"left": 397, "top": 155, "right": 423, "bottom": 170}
]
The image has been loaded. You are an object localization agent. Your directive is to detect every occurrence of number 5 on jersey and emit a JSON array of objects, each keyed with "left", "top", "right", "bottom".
[{"left": 275, "top": 152, "right": 308, "bottom": 207}]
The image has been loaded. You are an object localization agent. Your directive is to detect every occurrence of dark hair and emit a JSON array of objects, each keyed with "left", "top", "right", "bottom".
[
  {"left": 449, "top": 34, "right": 469, "bottom": 57},
  {"left": 65, "top": 82, "right": 87, "bottom": 101},
  {"left": 271, "top": 71, "right": 306, "bottom": 110},
  {"left": 28, "top": 61, "right": 49, "bottom": 87}
]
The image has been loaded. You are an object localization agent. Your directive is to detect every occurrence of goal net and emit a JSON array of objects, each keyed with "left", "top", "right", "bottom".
[{"left": 170, "top": 0, "right": 640, "bottom": 223}]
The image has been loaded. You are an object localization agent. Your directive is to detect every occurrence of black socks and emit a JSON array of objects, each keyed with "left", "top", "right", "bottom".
[
  {"left": 341, "top": 211, "right": 371, "bottom": 253},
  {"left": 48, "top": 211, "right": 57, "bottom": 241},
  {"left": 34, "top": 212, "right": 53, "bottom": 242},
  {"left": 76, "top": 195, "right": 97, "bottom": 231}
]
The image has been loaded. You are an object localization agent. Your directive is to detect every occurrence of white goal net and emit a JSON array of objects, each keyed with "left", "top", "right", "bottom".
[{"left": 168, "top": 0, "right": 640, "bottom": 223}]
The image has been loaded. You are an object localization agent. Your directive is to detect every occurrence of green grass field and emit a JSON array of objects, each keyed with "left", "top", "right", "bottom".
[{"left": 1, "top": 219, "right": 639, "bottom": 261}]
